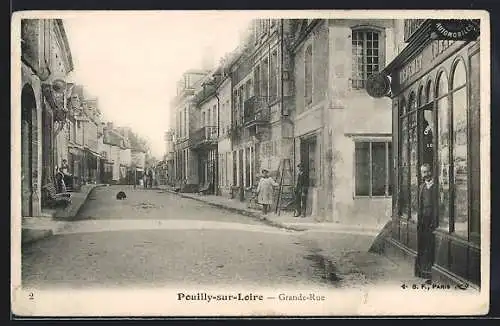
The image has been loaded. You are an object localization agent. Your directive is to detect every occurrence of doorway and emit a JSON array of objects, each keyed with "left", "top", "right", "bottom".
[
  {"left": 21, "top": 84, "right": 37, "bottom": 217},
  {"left": 418, "top": 104, "right": 435, "bottom": 178},
  {"left": 238, "top": 149, "right": 244, "bottom": 200},
  {"left": 299, "top": 135, "right": 317, "bottom": 216}
]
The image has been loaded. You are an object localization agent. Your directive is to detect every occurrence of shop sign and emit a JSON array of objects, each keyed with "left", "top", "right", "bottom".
[
  {"left": 430, "top": 19, "right": 480, "bottom": 41},
  {"left": 366, "top": 72, "right": 391, "bottom": 98},
  {"left": 399, "top": 54, "right": 423, "bottom": 84}
]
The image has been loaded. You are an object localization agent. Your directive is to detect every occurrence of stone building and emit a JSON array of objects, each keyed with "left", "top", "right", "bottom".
[
  {"left": 163, "top": 130, "right": 175, "bottom": 185},
  {"left": 102, "top": 122, "right": 129, "bottom": 184},
  {"left": 216, "top": 66, "right": 234, "bottom": 198},
  {"left": 190, "top": 71, "right": 221, "bottom": 194},
  {"left": 289, "top": 19, "right": 397, "bottom": 223},
  {"left": 81, "top": 98, "right": 102, "bottom": 184},
  {"left": 228, "top": 19, "right": 295, "bottom": 204},
  {"left": 171, "top": 69, "right": 209, "bottom": 190},
  {"left": 20, "top": 19, "right": 74, "bottom": 217},
  {"left": 67, "top": 85, "right": 86, "bottom": 189}
]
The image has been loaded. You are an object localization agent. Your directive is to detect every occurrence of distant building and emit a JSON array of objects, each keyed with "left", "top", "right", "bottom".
[
  {"left": 171, "top": 69, "right": 210, "bottom": 189},
  {"left": 102, "top": 122, "right": 130, "bottom": 184}
]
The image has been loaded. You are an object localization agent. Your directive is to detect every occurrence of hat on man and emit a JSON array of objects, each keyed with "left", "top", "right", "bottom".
[{"left": 261, "top": 168, "right": 269, "bottom": 173}]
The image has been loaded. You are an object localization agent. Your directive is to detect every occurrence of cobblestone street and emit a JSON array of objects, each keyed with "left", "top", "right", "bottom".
[{"left": 22, "top": 186, "right": 420, "bottom": 290}]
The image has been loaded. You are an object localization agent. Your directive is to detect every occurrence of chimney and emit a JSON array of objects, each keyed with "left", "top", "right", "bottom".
[{"left": 107, "top": 122, "right": 113, "bottom": 130}]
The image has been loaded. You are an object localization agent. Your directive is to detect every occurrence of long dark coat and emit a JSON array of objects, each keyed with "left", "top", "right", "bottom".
[{"left": 415, "top": 181, "right": 438, "bottom": 279}]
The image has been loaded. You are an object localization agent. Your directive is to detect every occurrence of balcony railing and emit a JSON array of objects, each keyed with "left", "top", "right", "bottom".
[
  {"left": 190, "top": 126, "right": 218, "bottom": 148},
  {"left": 243, "top": 96, "right": 271, "bottom": 126},
  {"left": 404, "top": 19, "right": 427, "bottom": 42}
]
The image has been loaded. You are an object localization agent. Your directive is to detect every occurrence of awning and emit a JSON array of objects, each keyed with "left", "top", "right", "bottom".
[
  {"left": 84, "top": 148, "right": 102, "bottom": 159},
  {"left": 69, "top": 147, "right": 84, "bottom": 155}
]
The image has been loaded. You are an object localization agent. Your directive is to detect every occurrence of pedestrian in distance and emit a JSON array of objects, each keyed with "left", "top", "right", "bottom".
[
  {"left": 294, "top": 162, "right": 309, "bottom": 217},
  {"left": 415, "top": 163, "right": 438, "bottom": 280},
  {"left": 256, "top": 169, "right": 279, "bottom": 215}
]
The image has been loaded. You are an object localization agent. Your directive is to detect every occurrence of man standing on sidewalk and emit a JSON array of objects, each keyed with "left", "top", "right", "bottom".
[
  {"left": 415, "top": 163, "right": 438, "bottom": 280},
  {"left": 294, "top": 163, "right": 308, "bottom": 217}
]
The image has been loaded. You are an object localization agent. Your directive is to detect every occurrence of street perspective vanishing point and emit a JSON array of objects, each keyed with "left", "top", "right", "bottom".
[{"left": 12, "top": 11, "right": 490, "bottom": 317}]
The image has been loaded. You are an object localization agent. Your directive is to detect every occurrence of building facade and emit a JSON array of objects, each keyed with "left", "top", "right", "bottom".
[
  {"left": 228, "top": 19, "right": 295, "bottom": 204},
  {"left": 172, "top": 70, "right": 209, "bottom": 190},
  {"left": 217, "top": 72, "right": 233, "bottom": 197},
  {"left": 289, "top": 19, "right": 397, "bottom": 223},
  {"left": 101, "top": 123, "right": 130, "bottom": 184},
  {"left": 376, "top": 19, "right": 481, "bottom": 287},
  {"left": 190, "top": 72, "right": 221, "bottom": 194},
  {"left": 82, "top": 98, "right": 102, "bottom": 184},
  {"left": 20, "top": 19, "right": 74, "bottom": 216},
  {"left": 164, "top": 130, "right": 175, "bottom": 185}
]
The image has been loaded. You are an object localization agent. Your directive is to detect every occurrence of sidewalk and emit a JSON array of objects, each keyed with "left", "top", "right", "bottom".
[
  {"left": 158, "top": 186, "right": 386, "bottom": 234},
  {"left": 22, "top": 184, "right": 106, "bottom": 245}
]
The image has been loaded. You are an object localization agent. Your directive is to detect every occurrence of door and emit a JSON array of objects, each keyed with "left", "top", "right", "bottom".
[
  {"left": 238, "top": 149, "right": 244, "bottom": 200},
  {"left": 415, "top": 103, "right": 436, "bottom": 278},
  {"left": 418, "top": 104, "right": 435, "bottom": 177},
  {"left": 300, "top": 136, "right": 316, "bottom": 216}
]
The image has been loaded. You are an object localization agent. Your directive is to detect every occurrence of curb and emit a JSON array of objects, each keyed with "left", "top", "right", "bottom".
[
  {"left": 22, "top": 184, "right": 107, "bottom": 246},
  {"left": 54, "top": 184, "right": 106, "bottom": 220},
  {"left": 22, "top": 228, "right": 54, "bottom": 245},
  {"left": 164, "top": 189, "right": 306, "bottom": 232},
  {"left": 72, "top": 184, "right": 107, "bottom": 218}
]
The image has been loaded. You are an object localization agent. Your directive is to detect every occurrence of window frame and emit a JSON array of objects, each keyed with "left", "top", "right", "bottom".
[
  {"left": 304, "top": 43, "right": 313, "bottom": 106},
  {"left": 448, "top": 57, "right": 469, "bottom": 240},
  {"left": 350, "top": 26, "right": 386, "bottom": 90},
  {"left": 353, "top": 137, "right": 393, "bottom": 198}
]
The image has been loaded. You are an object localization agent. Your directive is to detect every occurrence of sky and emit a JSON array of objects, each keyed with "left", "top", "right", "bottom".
[{"left": 62, "top": 12, "right": 253, "bottom": 158}]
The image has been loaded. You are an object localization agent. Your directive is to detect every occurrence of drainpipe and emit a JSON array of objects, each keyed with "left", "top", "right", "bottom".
[{"left": 215, "top": 93, "right": 220, "bottom": 196}]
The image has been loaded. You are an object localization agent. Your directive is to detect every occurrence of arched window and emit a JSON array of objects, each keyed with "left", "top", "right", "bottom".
[
  {"left": 451, "top": 60, "right": 468, "bottom": 237},
  {"left": 399, "top": 94, "right": 410, "bottom": 218},
  {"left": 304, "top": 44, "right": 313, "bottom": 105},
  {"left": 417, "top": 85, "right": 425, "bottom": 108},
  {"left": 436, "top": 71, "right": 450, "bottom": 232},
  {"left": 408, "top": 92, "right": 416, "bottom": 113},
  {"left": 399, "top": 96, "right": 406, "bottom": 116},
  {"left": 425, "top": 80, "right": 433, "bottom": 104},
  {"left": 408, "top": 91, "right": 419, "bottom": 221},
  {"left": 351, "top": 28, "right": 383, "bottom": 89}
]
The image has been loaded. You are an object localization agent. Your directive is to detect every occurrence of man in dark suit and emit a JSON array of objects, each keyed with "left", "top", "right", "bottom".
[
  {"left": 415, "top": 163, "right": 438, "bottom": 279},
  {"left": 294, "top": 163, "right": 309, "bottom": 217}
]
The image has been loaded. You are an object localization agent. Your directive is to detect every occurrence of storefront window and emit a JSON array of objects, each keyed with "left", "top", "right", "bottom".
[
  {"left": 436, "top": 71, "right": 450, "bottom": 232},
  {"left": 408, "top": 93, "right": 418, "bottom": 221},
  {"left": 451, "top": 60, "right": 468, "bottom": 238},
  {"left": 425, "top": 80, "right": 433, "bottom": 104},
  {"left": 418, "top": 86, "right": 424, "bottom": 107},
  {"left": 399, "top": 98, "right": 409, "bottom": 218}
]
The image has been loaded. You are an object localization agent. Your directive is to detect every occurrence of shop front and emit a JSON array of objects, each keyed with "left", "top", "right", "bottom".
[
  {"left": 372, "top": 20, "right": 482, "bottom": 287},
  {"left": 84, "top": 148, "right": 101, "bottom": 184}
]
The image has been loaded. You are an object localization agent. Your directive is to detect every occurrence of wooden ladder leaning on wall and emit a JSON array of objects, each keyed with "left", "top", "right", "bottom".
[{"left": 275, "top": 158, "right": 294, "bottom": 216}]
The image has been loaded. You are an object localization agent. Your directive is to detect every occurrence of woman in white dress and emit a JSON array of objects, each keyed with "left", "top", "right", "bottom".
[{"left": 256, "top": 169, "right": 279, "bottom": 215}]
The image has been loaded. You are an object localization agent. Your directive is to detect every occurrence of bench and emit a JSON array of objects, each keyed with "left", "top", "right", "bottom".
[
  {"left": 198, "top": 182, "right": 213, "bottom": 195},
  {"left": 42, "top": 182, "right": 72, "bottom": 208}
]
